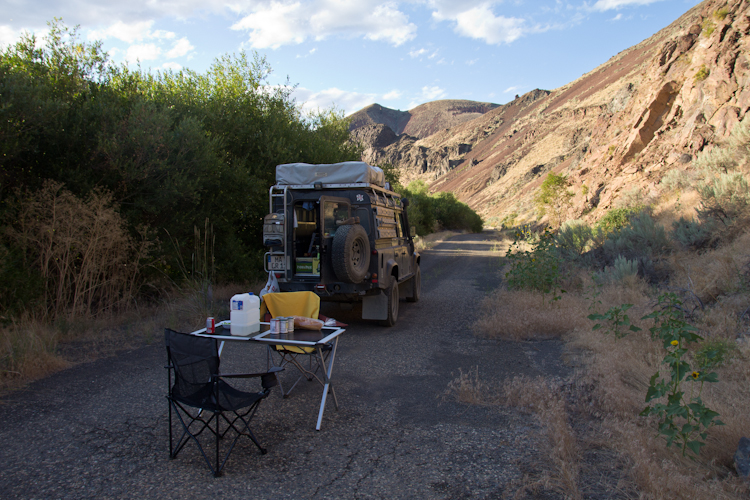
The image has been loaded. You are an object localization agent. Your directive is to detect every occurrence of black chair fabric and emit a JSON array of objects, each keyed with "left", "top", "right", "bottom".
[{"left": 165, "top": 328, "right": 278, "bottom": 476}]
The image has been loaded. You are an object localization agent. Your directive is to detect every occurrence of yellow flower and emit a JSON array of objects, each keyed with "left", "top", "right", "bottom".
[
  {"left": 692, "top": 371, "right": 700, "bottom": 379},
  {"left": 670, "top": 340, "right": 679, "bottom": 346}
]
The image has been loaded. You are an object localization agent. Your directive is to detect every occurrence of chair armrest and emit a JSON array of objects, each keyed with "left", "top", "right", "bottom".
[
  {"left": 217, "top": 368, "right": 283, "bottom": 390},
  {"left": 219, "top": 366, "right": 284, "bottom": 378}
]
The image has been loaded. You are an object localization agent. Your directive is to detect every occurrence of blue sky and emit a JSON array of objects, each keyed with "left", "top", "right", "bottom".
[{"left": 1, "top": 0, "right": 701, "bottom": 115}]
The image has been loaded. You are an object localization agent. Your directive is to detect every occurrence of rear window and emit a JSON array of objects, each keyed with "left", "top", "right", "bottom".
[{"left": 323, "top": 201, "right": 350, "bottom": 238}]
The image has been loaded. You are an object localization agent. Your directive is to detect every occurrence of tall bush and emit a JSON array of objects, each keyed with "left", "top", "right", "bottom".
[
  {"left": 535, "top": 173, "right": 573, "bottom": 228},
  {"left": 5, "top": 181, "right": 151, "bottom": 319},
  {"left": 400, "top": 180, "right": 483, "bottom": 235}
]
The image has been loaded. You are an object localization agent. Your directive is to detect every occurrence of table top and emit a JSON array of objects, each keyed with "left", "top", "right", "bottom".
[{"left": 189, "top": 321, "right": 344, "bottom": 346}]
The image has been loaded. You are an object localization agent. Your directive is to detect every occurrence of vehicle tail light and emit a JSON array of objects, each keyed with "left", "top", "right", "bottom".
[
  {"left": 275, "top": 273, "right": 283, "bottom": 279},
  {"left": 371, "top": 249, "right": 378, "bottom": 255},
  {"left": 315, "top": 284, "right": 326, "bottom": 292},
  {"left": 371, "top": 273, "right": 378, "bottom": 284}
]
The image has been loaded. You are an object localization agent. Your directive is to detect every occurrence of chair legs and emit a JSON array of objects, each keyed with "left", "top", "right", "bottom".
[
  {"left": 167, "top": 398, "right": 266, "bottom": 477},
  {"left": 268, "top": 346, "right": 332, "bottom": 399}
]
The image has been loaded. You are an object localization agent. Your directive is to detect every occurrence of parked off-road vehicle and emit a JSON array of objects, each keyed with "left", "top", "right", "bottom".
[{"left": 263, "top": 162, "right": 420, "bottom": 326}]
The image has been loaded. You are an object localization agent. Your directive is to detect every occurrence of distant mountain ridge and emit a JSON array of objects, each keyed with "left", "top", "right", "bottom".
[
  {"left": 350, "top": 0, "right": 750, "bottom": 227},
  {"left": 348, "top": 100, "right": 499, "bottom": 139}
]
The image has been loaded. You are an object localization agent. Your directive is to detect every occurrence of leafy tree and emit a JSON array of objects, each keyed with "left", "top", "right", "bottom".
[
  {"left": 535, "top": 172, "right": 573, "bottom": 228},
  {"left": 0, "top": 19, "right": 362, "bottom": 319}
]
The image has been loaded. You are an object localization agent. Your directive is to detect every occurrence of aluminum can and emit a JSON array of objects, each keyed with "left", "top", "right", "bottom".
[
  {"left": 287, "top": 316, "right": 295, "bottom": 333},
  {"left": 270, "top": 318, "right": 280, "bottom": 334},
  {"left": 279, "top": 317, "right": 288, "bottom": 334},
  {"left": 206, "top": 317, "right": 215, "bottom": 334}
]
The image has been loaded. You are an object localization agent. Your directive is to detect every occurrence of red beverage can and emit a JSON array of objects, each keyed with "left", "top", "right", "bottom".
[{"left": 206, "top": 317, "right": 215, "bottom": 334}]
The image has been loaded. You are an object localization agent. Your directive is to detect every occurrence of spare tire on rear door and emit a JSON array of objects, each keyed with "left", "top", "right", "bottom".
[{"left": 332, "top": 224, "right": 370, "bottom": 283}]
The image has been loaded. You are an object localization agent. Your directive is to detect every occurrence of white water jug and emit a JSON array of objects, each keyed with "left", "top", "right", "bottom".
[{"left": 230, "top": 292, "right": 260, "bottom": 336}]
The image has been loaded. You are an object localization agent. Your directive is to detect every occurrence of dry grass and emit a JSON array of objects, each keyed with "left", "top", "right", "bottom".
[
  {"left": 471, "top": 241, "right": 750, "bottom": 498},
  {"left": 474, "top": 289, "right": 589, "bottom": 341},
  {"left": 503, "top": 376, "right": 582, "bottom": 499},
  {"left": 414, "top": 230, "right": 463, "bottom": 251},
  {"left": 444, "top": 368, "right": 582, "bottom": 498},
  {"left": 0, "top": 281, "right": 263, "bottom": 391},
  {"left": 668, "top": 232, "right": 750, "bottom": 304},
  {"left": 443, "top": 366, "right": 501, "bottom": 406}
]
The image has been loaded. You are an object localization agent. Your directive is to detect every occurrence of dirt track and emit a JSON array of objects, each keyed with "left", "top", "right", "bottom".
[{"left": 0, "top": 231, "right": 572, "bottom": 499}]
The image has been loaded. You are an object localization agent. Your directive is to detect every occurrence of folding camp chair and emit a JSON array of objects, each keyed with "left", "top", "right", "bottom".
[
  {"left": 164, "top": 328, "right": 281, "bottom": 477},
  {"left": 261, "top": 292, "right": 336, "bottom": 401}
]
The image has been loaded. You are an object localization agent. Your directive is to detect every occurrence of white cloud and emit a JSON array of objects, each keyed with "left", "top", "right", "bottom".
[
  {"left": 591, "top": 0, "right": 666, "bottom": 11},
  {"left": 166, "top": 37, "right": 194, "bottom": 58},
  {"left": 292, "top": 86, "right": 377, "bottom": 115},
  {"left": 5, "top": 0, "right": 214, "bottom": 31},
  {"left": 126, "top": 43, "right": 161, "bottom": 62},
  {"left": 447, "top": 5, "right": 526, "bottom": 44},
  {"left": 611, "top": 13, "right": 623, "bottom": 20},
  {"left": 410, "top": 48, "right": 428, "bottom": 58},
  {"left": 0, "top": 25, "right": 23, "bottom": 47},
  {"left": 231, "top": 0, "right": 416, "bottom": 49},
  {"left": 88, "top": 20, "right": 156, "bottom": 43},
  {"left": 383, "top": 89, "right": 402, "bottom": 100},
  {"left": 409, "top": 85, "right": 448, "bottom": 107},
  {"left": 161, "top": 62, "right": 183, "bottom": 71},
  {"left": 504, "top": 85, "right": 522, "bottom": 94}
]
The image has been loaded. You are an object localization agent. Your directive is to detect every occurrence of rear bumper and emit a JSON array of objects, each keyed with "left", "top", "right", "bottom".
[{"left": 279, "top": 280, "right": 382, "bottom": 301}]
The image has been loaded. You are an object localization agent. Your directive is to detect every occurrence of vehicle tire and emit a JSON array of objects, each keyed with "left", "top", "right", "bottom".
[
  {"left": 332, "top": 224, "right": 370, "bottom": 283},
  {"left": 379, "top": 275, "right": 399, "bottom": 327},
  {"left": 405, "top": 266, "right": 421, "bottom": 303}
]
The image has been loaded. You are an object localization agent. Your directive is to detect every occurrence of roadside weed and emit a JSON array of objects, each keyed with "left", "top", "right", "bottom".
[
  {"left": 588, "top": 303, "right": 642, "bottom": 339},
  {"left": 639, "top": 292, "right": 723, "bottom": 457},
  {"left": 505, "top": 226, "right": 565, "bottom": 304}
]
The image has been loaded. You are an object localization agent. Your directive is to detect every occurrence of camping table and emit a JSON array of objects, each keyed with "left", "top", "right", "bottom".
[
  {"left": 187, "top": 322, "right": 345, "bottom": 431},
  {"left": 252, "top": 325, "right": 343, "bottom": 431}
]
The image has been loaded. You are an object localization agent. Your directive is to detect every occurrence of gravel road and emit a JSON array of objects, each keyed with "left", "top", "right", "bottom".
[{"left": 0, "top": 230, "right": 570, "bottom": 499}]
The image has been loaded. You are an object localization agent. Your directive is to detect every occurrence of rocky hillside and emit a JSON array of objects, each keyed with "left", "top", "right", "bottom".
[
  {"left": 353, "top": 0, "right": 750, "bottom": 227},
  {"left": 349, "top": 100, "right": 499, "bottom": 139}
]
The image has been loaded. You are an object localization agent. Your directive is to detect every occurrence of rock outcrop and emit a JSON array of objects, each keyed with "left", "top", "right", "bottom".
[{"left": 351, "top": 0, "right": 750, "bottom": 227}]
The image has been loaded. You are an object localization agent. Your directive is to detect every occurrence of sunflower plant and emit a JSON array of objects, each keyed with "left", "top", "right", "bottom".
[
  {"left": 504, "top": 226, "right": 565, "bottom": 305},
  {"left": 639, "top": 292, "right": 722, "bottom": 456}
]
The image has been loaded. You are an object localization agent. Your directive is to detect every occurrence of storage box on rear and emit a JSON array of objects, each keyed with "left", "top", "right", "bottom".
[{"left": 295, "top": 257, "right": 320, "bottom": 276}]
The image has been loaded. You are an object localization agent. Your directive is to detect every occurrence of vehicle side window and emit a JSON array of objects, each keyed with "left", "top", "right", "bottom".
[
  {"left": 395, "top": 210, "right": 404, "bottom": 238},
  {"left": 323, "top": 201, "right": 350, "bottom": 238},
  {"left": 354, "top": 207, "right": 371, "bottom": 234}
]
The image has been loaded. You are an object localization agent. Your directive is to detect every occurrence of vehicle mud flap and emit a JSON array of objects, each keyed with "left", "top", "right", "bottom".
[{"left": 362, "top": 291, "right": 388, "bottom": 320}]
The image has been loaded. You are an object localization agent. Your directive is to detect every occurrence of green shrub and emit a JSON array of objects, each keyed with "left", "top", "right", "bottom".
[
  {"left": 594, "top": 255, "right": 639, "bottom": 284},
  {"left": 695, "top": 338, "right": 738, "bottom": 369},
  {"left": 671, "top": 217, "right": 714, "bottom": 249},
  {"left": 612, "top": 255, "right": 639, "bottom": 281},
  {"left": 535, "top": 172, "right": 573, "bottom": 228},
  {"left": 555, "top": 219, "right": 594, "bottom": 261},
  {"left": 595, "top": 206, "right": 644, "bottom": 236},
  {"left": 714, "top": 8, "right": 730, "bottom": 20},
  {"left": 0, "top": 244, "right": 45, "bottom": 319},
  {"left": 694, "top": 65, "right": 710, "bottom": 82},
  {"left": 505, "top": 227, "right": 564, "bottom": 304},
  {"left": 603, "top": 212, "right": 669, "bottom": 262},
  {"left": 696, "top": 172, "right": 750, "bottom": 224},
  {"left": 501, "top": 212, "right": 518, "bottom": 229},
  {"left": 660, "top": 169, "right": 692, "bottom": 193},
  {"left": 433, "top": 192, "right": 484, "bottom": 233},
  {"left": 702, "top": 19, "right": 716, "bottom": 38},
  {"left": 400, "top": 181, "right": 483, "bottom": 235}
]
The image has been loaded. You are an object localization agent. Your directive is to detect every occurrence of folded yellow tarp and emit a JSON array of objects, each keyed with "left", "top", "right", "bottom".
[
  {"left": 261, "top": 291, "right": 320, "bottom": 320},
  {"left": 261, "top": 292, "right": 321, "bottom": 353}
]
